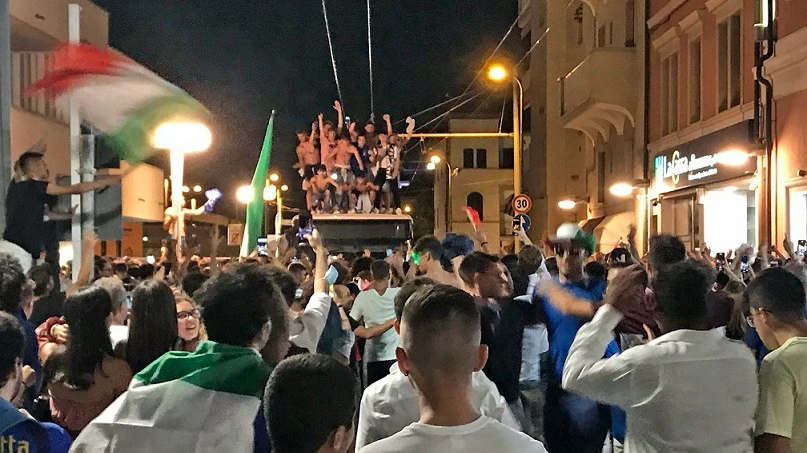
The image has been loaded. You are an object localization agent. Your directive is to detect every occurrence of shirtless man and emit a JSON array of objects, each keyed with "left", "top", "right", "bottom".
[
  {"left": 294, "top": 124, "right": 319, "bottom": 185},
  {"left": 319, "top": 114, "right": 338, "bottom": 173},
  {"left": 163, "top": 199, "right": 205, "bottom": 236},
  {"left": 308, "top": 164, "right": 339, "bottom": 213}
]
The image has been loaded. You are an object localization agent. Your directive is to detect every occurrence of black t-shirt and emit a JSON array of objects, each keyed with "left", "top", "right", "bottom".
[
  {"left": 4, "top": 180, "right": 49, "bottom": 257},
  {"left": 478, "top": 297, "right": 540, "bottom": 403}
]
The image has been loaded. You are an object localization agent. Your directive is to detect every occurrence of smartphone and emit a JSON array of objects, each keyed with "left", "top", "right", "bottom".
[
  {"left": 386, "top": 248, "right": 394, "bottom": 257},
  {"left": 146, "top": 255, "right": 156, "bottom": 265},
  {"left": 715, "top": 253, "right": 726, "bottom": 272},
  {"left": 770, "top": 260, "right": 780, "bottom": 268},
  {"left": 126, "top": 294, "right": 132, "bottom": 310},
  {"left": 798, "top": 240, "right": 806, "bottom": 257},
  {"left": 257, "top": 237, "right": 268, "bottom": 257},
  {"left": 345, "top": 116, "right": 351, "bottom": 124},
  {"left": 741, "top": 255, "right": 749, "bottom": 274}
]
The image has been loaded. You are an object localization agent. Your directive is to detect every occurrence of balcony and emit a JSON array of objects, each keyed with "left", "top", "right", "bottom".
[
  {"left": 11, "top": 52, "right": 68, "bottom": 124},
  {"left": 559, "top": 48, "right": 637, "bottom": 144},
  {"left": 10, "top": 0, "right": 108, "bottom": 50}
]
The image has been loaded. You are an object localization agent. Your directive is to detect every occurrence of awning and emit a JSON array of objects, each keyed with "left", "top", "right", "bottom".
[
  {"left": 578, "top": 216, "right": 605, "bottom": 235},
  {"left": 593, "top": 211, "right": 635, "bottom": 253}
]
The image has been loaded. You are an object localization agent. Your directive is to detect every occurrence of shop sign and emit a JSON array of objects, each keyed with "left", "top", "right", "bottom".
[{"left": 652, "top": 121, "right": 758, "bottom": 191}]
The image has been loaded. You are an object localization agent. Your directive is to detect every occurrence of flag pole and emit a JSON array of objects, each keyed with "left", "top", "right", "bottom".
[
  {"left": 0, "top": 0, "right": 11, "bottom": 233},
  {"left": 69, "top": 3, "right": 85, "bottom": 280}
]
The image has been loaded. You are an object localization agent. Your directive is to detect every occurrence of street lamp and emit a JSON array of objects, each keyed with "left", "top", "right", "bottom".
[
  {"left": 486, "top": 62, "right": 524, "bottom": 251},
  {"left": 236, "top": 185, "right": 254, "bottom": 204},
  {"left": 153, "top": 121, "right": 212, "bottom": 259},
  {"left": 558, "top": 199, "right": 578, "bottom": 211},
  {"left": 192, "top": 185, "right": 203, "bottom": 193},
  {"left": 269, "top": 172, "right": 280, "bottom": 183},
  {"left": 403, "top": 204, "right": 412, "bottom": 214},
  {"left": 426, "top": 153, "right": 455, "bottom": 235}
]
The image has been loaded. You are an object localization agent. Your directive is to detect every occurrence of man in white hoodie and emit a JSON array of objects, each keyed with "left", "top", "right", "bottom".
[{"left": 356, "top": 279, "right": 519, "bottom": 450}]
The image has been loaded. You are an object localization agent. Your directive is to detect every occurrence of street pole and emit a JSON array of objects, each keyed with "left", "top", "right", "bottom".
[
  {"left": 0, "top": 0, "right": 11, "bottom": 233},
  {"left": 275, "top": 189, "right": 282, "bottom": 239},
  {"left": 170, "top": 148, "right": 184, "bottom": 261},
  {"left": 69, "top": 4, "right": 84, "bottom": 280},
  {"left": 513, "top": 78, "right": 523, "bottom": 252}
]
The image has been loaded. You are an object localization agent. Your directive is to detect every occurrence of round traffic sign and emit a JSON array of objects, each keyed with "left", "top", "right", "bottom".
[{"left": 512, "top": 194, "right": 532, "bottom": 214}]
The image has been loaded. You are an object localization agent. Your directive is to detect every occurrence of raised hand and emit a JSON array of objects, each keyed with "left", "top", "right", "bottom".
[{"left": 333, "top": 100, "right": 342, "bottom": 112}]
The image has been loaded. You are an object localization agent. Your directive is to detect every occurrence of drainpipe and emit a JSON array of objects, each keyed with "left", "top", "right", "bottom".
[
  {"left": 643, "top": 0, "right": 652, "bottom": 252},
  {"left": 754, "top": 0, "right": 775, "bottom": 245}
]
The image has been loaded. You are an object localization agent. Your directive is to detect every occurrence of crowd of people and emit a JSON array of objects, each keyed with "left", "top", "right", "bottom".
[
  {"left": 1, "top": 147, "right": 806, "bottom": 453},
  {"left": 295, "top": 101, "right": 415, "bottom": 214}
]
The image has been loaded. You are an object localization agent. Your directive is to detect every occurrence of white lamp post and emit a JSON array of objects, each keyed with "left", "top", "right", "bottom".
[{"left": 153, "top": 122, "right": 212, "bottom": 260}]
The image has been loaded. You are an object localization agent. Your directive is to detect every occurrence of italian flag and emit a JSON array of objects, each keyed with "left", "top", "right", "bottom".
[
  {"left": 70, "top": 341, "right": 272, "bottom": 453},
  {"left": 26, "top": 43, "right": 210, "bottom": 163}
]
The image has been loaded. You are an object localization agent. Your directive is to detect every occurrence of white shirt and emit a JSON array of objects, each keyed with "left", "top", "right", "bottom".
[
  {"left": 358, "top": 415, "right": 546, "bottom": 453},
  {"left": 356, "top": 363, "right": 519, "bottom": 450},
  {"left": 109, "top": 325, "right": 129, "bottom": 348},
  {"left": 350, "top": 288, "right": 400, "bottom": 362},
  {"left": 562, "top": 305, "right": 758, "bottom": 453},
  {"left": 288, "top": 291, "right": 332, "bottom": 354}
]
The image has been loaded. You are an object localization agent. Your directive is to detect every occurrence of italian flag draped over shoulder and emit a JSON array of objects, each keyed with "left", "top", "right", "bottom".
[
  {"left": 26, "top": 43, "right": 211, "bottom": 163},
  {"left": 71, "top": 341, "right": 272, "bottom": 453}
]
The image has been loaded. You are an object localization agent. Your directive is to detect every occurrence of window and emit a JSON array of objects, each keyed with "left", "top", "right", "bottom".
[
  {"left": 500, "top": 147, "right": 515, "bottom": 169},
  {"left": 625, "top": 0, "right": 635, "bottom": 47},
  {"left": 718, "top": 12, "right": 742, "bottom": 112},
  {"left": 463, "top": 148, "right": 474, "bottom": 168},
  {"left": 467, "top": 192, "right": 484, "bottom": 221},
  {"left": 609, "top": 22, "right": 614, "bottom": 45},
  {"left": 689, "top": 39, "right": 702, "bottom": 124},
  {"left": 598, "top": 25, "right": 606, "bottom": 47},
  {"left": 574, "top": 5, "right": 584, "bottom": 45},
  {"left": 661, "top": 52, "right": 679, "bottom": 136},
  {"left": 476, "top": 149, "right": 487, "bottom": 168}
]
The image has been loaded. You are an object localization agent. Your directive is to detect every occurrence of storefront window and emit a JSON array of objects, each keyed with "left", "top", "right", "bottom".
[
  {"left": 702, "top": 187, "right": 756, "bottom": 253},
  {"left": 790, "top": 189, "right": 807, "bottom": 242}
]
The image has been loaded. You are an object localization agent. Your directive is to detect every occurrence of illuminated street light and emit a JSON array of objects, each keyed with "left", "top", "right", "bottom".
[
  {"left": 182, "top": 185, "right": 190, "bottom": 193},
  {"left": 236, "top": 185, "right": 254, "bottom": 204},
  {"left": 403, "top": 204, "right": 412, "bottom": 214},
  {"left": 142, "top": 236, "right": 149, "bottom": 242},
  {"left": 269, "top": 173, "right": 280, "bottom": 182},
  {"left": 192, "top": 185, "right": 203, "bottom": 193},
  {"left": 426, "top": 162, "right": 436, "bottom": 171},
  {"left": 558, "top": 199, "right": 578, "bottom": 210},
  {"left": 609, "top": 182, "right": 635, "bottom": 197},
  {"left": 280, "top": 184, "right": 289, "bottom": 192},
  {"left": 487, "top": 64, "right": 508, "bottom": 82},
  {"left": 264, "top": 184, "right": 277, "bottom": 201},
  {"left": 429, "top": 155, "right": 442, "bottom": 165},
  {"left": 153, "top": 121, "right": 212, "bottom": 261}
]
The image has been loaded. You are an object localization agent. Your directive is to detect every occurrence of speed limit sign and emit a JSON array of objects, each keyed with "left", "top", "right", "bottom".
[{"left": 512, "top": 194, "right": 532, "bottom": 214}]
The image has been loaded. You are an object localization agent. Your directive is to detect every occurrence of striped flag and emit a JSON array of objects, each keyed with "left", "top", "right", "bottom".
[
  {"left": 70, "top": 341, "right": 271, "bottom": 453},
  {"left": 26, "top": 43, "right": 210, "bottom": 163},
  {"left": 240, "top": 113, "right": 275, "bottom": 257}
]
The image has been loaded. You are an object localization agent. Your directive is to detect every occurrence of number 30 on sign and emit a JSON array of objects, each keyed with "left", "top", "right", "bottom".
[{"left": 512, "top": 194, "right": 532, "bottom": 214}]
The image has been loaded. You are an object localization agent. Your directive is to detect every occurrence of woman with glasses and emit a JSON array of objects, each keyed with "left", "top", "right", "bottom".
[{"left": 175, "top": 296, "right": 204, "bottom": 352}]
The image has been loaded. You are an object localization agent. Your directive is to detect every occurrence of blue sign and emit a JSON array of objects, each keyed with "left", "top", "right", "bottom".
[{"left": 513, "top": 214, "right": 531, "bottom": 232}]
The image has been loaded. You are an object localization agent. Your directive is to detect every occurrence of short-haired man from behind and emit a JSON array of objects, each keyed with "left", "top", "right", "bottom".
[
  {"left": 747, "top": 268, "right": 807, "bottom": 453},
  {"left": 265, "top": 354, "right": 358, "bottom": 453},
  {"left": 562, "top": 261, "right": 758, "bottom": 453},
  {"left": 0, "top": 312, "right": 72, "bottom": 453},
  {"left": 355, "top": 279, "right": 519, "bottom": 450},
  {"left": 358, "top": 284, "right": 547, "bottom": 453}
]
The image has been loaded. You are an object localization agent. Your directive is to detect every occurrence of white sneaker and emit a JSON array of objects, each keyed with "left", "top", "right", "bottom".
[
  {"left": 395, "top": 208, "right": 402, "bottom": 215},
  {"left": 348, "top": 209, "right": 356, "bottom": 214},
  {"left": 371, "top": 208, "right": 379, "bottom": 214}
]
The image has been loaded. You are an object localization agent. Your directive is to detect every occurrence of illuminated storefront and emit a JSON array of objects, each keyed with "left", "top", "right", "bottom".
[{"left": 649, "top": 121, "right": 759, "bottom": 251}]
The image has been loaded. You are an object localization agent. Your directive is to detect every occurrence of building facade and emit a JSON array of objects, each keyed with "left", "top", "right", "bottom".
[
  {"left": 432, "top": 117, "right": 515, "bottom": 254},
  {"left": 645, "top": 0, "right": 807, "bottom": 253},
  {"left": 7, "top": 0, "right": 212, "bottom": 258},
  {"left": 520, "top": 0, "right": 648, "bottom": 253}
]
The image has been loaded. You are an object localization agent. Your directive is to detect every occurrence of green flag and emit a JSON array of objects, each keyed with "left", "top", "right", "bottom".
[{"left": 240, "top": 112, "right": 275, "bottom": 257}]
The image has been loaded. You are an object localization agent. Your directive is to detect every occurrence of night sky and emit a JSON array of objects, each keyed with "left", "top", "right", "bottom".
[{"left": 93, "top": 0, "right": 522, "bottom": 210}]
